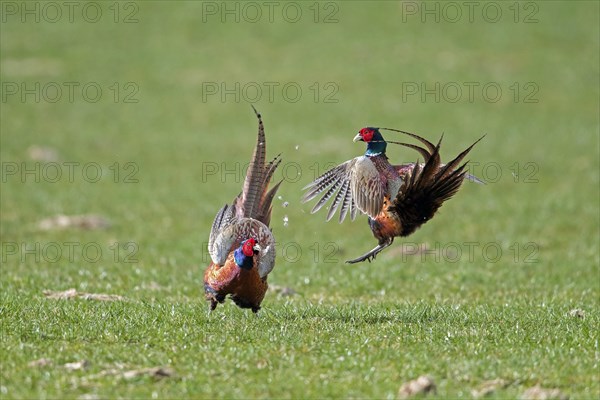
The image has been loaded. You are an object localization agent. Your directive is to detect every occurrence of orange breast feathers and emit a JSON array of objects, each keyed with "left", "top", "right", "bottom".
[
  {"left": 204, "top": 252, "right": 268, "bottom": 304},
  {"left": 370, "top": 197, "right": 403, "bottom": 241}
]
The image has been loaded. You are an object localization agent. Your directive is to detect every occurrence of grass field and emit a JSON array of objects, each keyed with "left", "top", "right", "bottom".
[{"left": 1, "top": 1, "right": 599, "bottom": 398}]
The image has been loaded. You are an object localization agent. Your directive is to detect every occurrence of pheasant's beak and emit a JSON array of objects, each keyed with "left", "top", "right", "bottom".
[
  {"left": 353, "top": 133, "right": 363, "bottom": 142},
  {"left": 253, "top": 244, "right": 261, "bottom": 254}
]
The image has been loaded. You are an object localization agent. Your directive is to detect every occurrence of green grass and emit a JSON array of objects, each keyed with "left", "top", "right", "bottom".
[{"left": 1, "top": 1, "right": 598, "bottom": 398}]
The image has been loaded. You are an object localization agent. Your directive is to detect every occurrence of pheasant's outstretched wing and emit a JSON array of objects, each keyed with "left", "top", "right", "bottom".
[
  {"left": 302, "top": 156, "right": 385, "bottom": 222},
  {"left": 208, "top": 203, "right": 237, "bottom": 265},
  {"left": 350, "top": 156, "right": 386, "bottom": 219}
]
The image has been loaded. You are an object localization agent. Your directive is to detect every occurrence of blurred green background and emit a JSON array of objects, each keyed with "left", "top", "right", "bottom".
[{"left": 1, "top": 1, "right": 598, "bottom": 398}]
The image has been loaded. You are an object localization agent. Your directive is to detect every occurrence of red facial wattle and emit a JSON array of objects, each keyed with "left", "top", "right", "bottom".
[
  {"left": 242, "top": 238, "right": 256, "bottom": 257},
  {"left": 360, "top": 128, "right": 374, "bottom": 142}
]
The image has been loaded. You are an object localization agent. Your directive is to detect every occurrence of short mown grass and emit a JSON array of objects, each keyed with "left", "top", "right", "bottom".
[{"left": 1, "top": 1, "right": 598, "bottom": 398}]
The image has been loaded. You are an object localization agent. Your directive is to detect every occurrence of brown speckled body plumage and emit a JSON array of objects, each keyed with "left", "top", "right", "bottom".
[{"left": 204, "top": 253, "right": 268, "bottom": 313}]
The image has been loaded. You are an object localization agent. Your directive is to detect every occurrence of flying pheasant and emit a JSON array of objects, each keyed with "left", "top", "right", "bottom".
[
  {"left": 204, "top": 107, "right": 282, "bottom": 312},
  {"left": 302, "top": 127, "right": 482, "bottom": 263}
]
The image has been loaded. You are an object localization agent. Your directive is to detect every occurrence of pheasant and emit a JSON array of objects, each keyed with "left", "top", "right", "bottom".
[
  {"left": 302, "top": 127, "right": 482, "bottom": 264},
  {"left": 204, "top": 107, "right": 282, "bottom": 312}
]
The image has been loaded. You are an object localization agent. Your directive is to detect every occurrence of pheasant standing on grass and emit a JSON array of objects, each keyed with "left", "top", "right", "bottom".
[
  {"left": 204, "top": 107, "right": 282, "bottom": 312},
  {"left": 302, "top": 127, "right": 482, "bottom": 264}
]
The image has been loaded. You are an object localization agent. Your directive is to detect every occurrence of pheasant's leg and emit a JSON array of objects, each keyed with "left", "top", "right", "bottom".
[
  {"left": 346, "top": 239, "right": 393, "bottom": 264},
  {"left": 206, "top": 291, "right": 225, "bottom": 312}
]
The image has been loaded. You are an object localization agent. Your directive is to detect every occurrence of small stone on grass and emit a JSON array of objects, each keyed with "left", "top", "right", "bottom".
[
  {"left": 521, "top": 385, "right": 568, "bottom": 400},
  {"left": 37, "top": 214, "right": 110, "bottom": 231},
  {"left": 568, "top": 309, "right": 585, "bottom": 319},
  {"left": 27, "top": 146, "right": 59, "bottom": 162},
  {"left": 472, "top": 379, "right": 508, "bottom": 398},
  {"left": 398, "top": 375, "right": 436, "bottom": 398},
  {"left": 43, "top": 289, "right": 126, "bottom": 302},
  {"left": 64, "top": 360, "right": 90, "bottom": 371},
  {"left": 28, "top": 358, "right": 53, "bottom": 368}
]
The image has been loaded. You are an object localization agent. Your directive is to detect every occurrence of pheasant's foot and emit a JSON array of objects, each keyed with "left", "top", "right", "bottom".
[{"left": 345, "top": 240, "right": 393, "bottom": 264}]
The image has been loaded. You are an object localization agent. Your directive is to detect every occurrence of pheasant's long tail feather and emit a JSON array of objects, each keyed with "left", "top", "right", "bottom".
[
  {"left": 257, "top": 179, "right": 283, "bottom": 226},
  {"left": 256, "top": 153, "right": 283, "bottom": 223},
  {"left": 436, "top": 135, "right": 485, "bottom": 180},
  {"left": 412, "top": 136, "right": 443, "bottom": 192},
  {"left": 379, "top": 127, "right": 437, "bottom": 154},
  {"left": 391, "top": 135, "right": 482, "bottom": 237},
  {"left": 239, "top": 106, "right": 267, "bottom": 218},
  {"left": 385, "top": 141, "right": 432, "bottom": 161},
  {"left": 263, "top": 154, "right": 282, "bottom": 190},
  {"left": 386, "top": 130, "right": 485, "bottom": 184},
  {"left": 381, "top": 128, "right": 442, "bottom": 167},
  {"left": 236, "top": 107, "right": 281, "bottom": 225}
]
